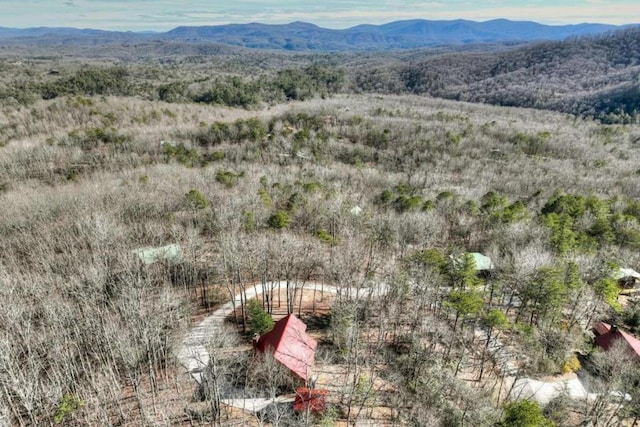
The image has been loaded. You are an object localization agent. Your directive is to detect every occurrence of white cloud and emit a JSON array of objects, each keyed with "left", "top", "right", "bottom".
[{"left": 460, "top": 4, "right": 640, "bottom": 25}]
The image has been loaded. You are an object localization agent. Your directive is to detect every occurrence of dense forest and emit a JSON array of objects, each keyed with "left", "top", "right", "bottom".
[
  {"left": 1, "top": 27, "right": 639, "bottom": 123},
  {"left": 1, "top": 26, "right": 640, "bottom": 427},
  {"left": 352, "top": 27, "right": 640, "bottom": 123}
]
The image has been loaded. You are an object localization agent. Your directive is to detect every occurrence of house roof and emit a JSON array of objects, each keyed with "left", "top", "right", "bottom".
[
  {"left": 132, "top": 243, "right": 182, "bottom": 265},
  {"left": 593, "top": 322, "right": 640, "bottom": 358},
  {"left": 471, "top": 253, "right": 494, "bottom": 271},
  {"left": 593, "top": 322, "right": 610, "bottom": 336},
  {"left": 613, "top": 268, "right": 640, "bottom": 281},
  {"left": 257, "top": 314, "right": 318, "bottom": 381},
  {"left": 451, "top": 252, "right": 494, "bottom": 271}
]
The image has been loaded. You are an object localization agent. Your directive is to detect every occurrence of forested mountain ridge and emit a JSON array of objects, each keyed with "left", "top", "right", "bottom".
[
  {"left": 163, "top": 19, "right": 628, "bottom": 50},
  {"left": 1, "top": 26, "right": 638, "bottom": 123},
  {"left": 352, "top": 27, "right": 640, "bottom": 122},
  {"left": 0, "top": 18, "right": 635, "bottom": 51}
]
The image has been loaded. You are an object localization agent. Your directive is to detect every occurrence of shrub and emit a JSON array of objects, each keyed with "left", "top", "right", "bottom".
[
  {"left": 245, "top": 118, "right": 268, "bottom": 141},
  {"left": 185, "top": 189, "right": 209, "bottom": 210},
  {"left": 436, "top": 191, "right": 455, "bottom": 201},
  {"left": 247, "top": 299, "right": 274, "bottom": 335},
  {"left": 481, "top": 190, "right": 508, "bottom": 212},
  {"left": 497, "top": 400, "right": 554, "bottom": 427},
  {"left": 541, "top": 193, "right": 587, "bottom": 217},
  {"left": 510, "top": 131, "right": 552, "bottom": 157},
  {"left": 268, "top": 210, "right": 291, "bottom": 229},
  {"left": 364, "top": 128, "right": 391, "bottom": 149},
  {"left": 378, "top": 189, "right": 394, "bottom": 205},
  {"left": 243, "top": 211, "right": 256, "bottom": 232},
  {"left": 194, "top": 121, "right": 230, "bottom": 146},
  {"left": 561, "top": 354, "right": 581, "bottom": 373},
  {"left": 446, "top": 130, "right": 461, "bottom": 144},
  {"left": 286, "top": 192, "right": 306, "bottom": 211},
  {"left": 210, "top": 151, "right": 226, "bottom": 161},
  {"left": 157, "top": 81, "right": 188, "bottom": 103},
  {"left": 53, "top": 393, "right": 83, "bottom": 424},
  {"left": 377, "top": 183, "right": 424, "bottom": 212},
  {"left": 408, "top": 248, "right": 448, "bottom": 274},
  {"left": 464, "top": 200, "right": 479, "bottom": 215},
  {"left": 503, "top": 201, "right": 529, "bottom": 222},
  {"left": 422, "top": 200, "right": 435, "bottom": 211},
  {"left": 481, "top": 191, "right": 529, "bottom": 223},
  {"left": 302, "top": 181, "right": 323, "bottom": 193},
  {"left": 164, "top": 142, "right": 201, "bottom": 167},
  {"left": 316, "top": 229, "right": 338, "bottom": 246},
  {"left": 394, "top": 194, "right": 423, "bottom": 212},
  {"left": 215, "top": 169, "right": 240, "bottom": 188},
  {"left": 258, "top": 188, "right": 273, "bottom": 207},
  {"left": 65, "top": 126, "right": 131, "bottom": 150}
]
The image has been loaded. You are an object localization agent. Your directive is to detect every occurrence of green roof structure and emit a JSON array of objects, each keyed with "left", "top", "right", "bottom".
[
  {"left": 133, "top": 243, "right": 183, "bottom": 265},
  {"left": 612, "top": 267, "right": 640, "bottom": 281},
  {"left": 451, "top": 252, "right": 495, "bottom": 271},
  {"left": 470, "top": 252, "right": 494, "bottom": 271}
]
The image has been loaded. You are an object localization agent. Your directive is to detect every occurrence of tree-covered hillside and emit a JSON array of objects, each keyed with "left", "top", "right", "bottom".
[
  {"left": 1, "top": 27, "right": 639, "bottom": 123},
  {"left": 0, "top": 19, "right": 629, "bottom": 51},
  {"left": 2, "top": 82, "right": 640, "bottom": 424},
  {"left": 353, "top": 27, "right": 640, "bottom": 122},
  {"left": 2, "top": 29, "right": 640, "bottom": 427}
]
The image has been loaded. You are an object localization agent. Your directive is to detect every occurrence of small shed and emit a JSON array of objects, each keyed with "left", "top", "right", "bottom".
[
  {"left": 593, "top": 322, "right": 640, "bottom": 359},
  {"left": 256, "top": 314, "right": 318, "bottom": 382}
]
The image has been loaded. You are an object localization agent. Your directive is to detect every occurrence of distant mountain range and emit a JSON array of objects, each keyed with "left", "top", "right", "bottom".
[{"left": 0, "top": 19, "right": 636, "bottom": 51}]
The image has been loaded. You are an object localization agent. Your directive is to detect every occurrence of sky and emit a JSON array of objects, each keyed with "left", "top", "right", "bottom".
[{"left": 0, "top": 0, "right": 638, "bottom": 31}]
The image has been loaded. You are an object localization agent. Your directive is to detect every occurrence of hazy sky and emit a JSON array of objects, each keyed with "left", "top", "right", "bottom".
[{"left": 0, "top": 0, "right": 638, "bottom": 31}]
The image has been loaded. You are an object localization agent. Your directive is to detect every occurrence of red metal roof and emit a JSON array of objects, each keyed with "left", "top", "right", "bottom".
[
  {"left": 593, "top": 322, "right": 640, "bottom": 358},
  {"left": 593, "top": 322, "right": 610, "bottom": 336},
  {"left": 294, "top": 387, "right": 329, "bottom": 413},
  {"left": 256, "top": 314, "right": 318, "bottom": 381}
]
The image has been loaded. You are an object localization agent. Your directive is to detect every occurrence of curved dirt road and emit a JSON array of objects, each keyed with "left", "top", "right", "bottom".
[{"left": 176, "top": 280, "right": 387, "bottom": 384}]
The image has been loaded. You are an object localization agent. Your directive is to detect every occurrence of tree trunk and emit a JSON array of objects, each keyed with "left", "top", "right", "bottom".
[
  {"left": 453, "top": 313, "right": 460, "bottom": 332},
  {"left": 478, "top": 328, "right": 492, "bottom": 382}
]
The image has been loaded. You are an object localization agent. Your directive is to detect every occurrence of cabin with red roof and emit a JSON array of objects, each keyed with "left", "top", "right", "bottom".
[
  {"left": 255, "top": 314, "right": 318, "bottom": 382},
  {"left": 592, "top": 322, "right": 640, "bottom": 358}
]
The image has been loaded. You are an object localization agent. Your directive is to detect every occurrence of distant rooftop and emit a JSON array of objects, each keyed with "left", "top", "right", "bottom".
[
  {"left": 451, "top": 252, "right": 495, "bottom": 271},
  {"left": 132, "top": 243, "right": 182, "bottom": 265}
]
